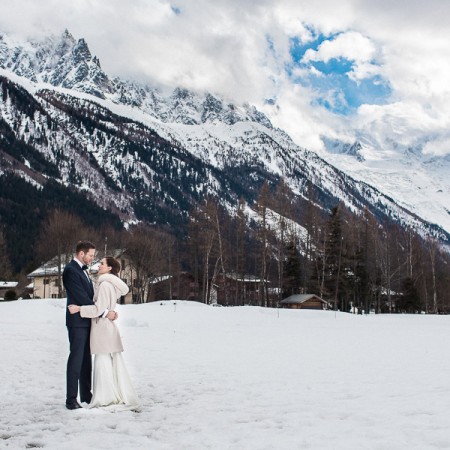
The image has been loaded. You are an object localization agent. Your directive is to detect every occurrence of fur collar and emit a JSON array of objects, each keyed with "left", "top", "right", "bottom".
[{"left": 98, "top": 273, "right": 129, "bottom": 296}]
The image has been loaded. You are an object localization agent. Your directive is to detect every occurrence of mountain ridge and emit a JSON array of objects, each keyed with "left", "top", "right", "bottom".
[{"left": 1, "top": 30, "right": 449, "bottom": 247}]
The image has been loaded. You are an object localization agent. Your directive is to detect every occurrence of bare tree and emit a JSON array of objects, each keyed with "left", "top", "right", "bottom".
[
  {"left": 212, "top": 200, "right": 229, "bottom": 302},
  {"left": 188, "top": 202, "right": 216, "bottom": 303},
  {"left": 272, "top": 179, "right": 294, "bottom": 303},
  {"left": 233, "top": 198, "right": 247, "bottom": 305},
  {"left": 96, "top": 226, "right": 128, "bottom": 258},
  {"left": 255, "top": 182, "right": 272, "bottom": 307},
  {"left": 124, "top": 225, "right": 172, "bottom": 303},
  {"left": 37, "top": 209, "right": 90, "bottom": 297}
]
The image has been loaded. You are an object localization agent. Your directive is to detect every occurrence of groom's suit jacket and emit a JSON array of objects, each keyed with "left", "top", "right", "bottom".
[{"left": 63, "top": 259, "right": 95, "bottom": 327}]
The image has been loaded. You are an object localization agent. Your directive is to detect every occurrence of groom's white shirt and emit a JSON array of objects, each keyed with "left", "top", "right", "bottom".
[{"left": 74, "top": 257, "right": 109, "bottom": 318}]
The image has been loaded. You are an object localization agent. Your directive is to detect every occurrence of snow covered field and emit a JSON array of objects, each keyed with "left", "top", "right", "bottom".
[{"left": 1, "top": 299, "right": 449, "bottom": 449}]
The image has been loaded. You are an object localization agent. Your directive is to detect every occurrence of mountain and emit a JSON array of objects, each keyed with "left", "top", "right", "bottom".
[
  {"left": 321, "top": 134, "right": 450, "bottom": 238},
  {"left": 1, "top": 30, "right": 449, "bottom": 250}
]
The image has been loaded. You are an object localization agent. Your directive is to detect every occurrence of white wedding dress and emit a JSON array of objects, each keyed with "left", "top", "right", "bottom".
[
  {"left": 89, "top": 352, "right": 140, "bottom": 412},
  {"left": 80, "top": 273, "right": 140, "bottom": 412}
]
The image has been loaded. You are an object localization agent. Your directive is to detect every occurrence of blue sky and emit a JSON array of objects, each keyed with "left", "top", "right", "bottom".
[{"left": 288, "top": 34, "right": 391, "bottom": 115}]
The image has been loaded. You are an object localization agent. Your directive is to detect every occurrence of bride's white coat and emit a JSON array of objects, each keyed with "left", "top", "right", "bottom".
[{"left": 80, "top": 274, "right": 129, "bottom": 354}]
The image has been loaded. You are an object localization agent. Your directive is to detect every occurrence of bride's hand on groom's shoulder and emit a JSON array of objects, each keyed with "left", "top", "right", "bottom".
[{"left": 68, "top": 305, "right": 81, "bottom": 314}]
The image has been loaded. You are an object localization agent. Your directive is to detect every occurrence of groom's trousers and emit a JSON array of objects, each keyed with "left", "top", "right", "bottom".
[{"left": 66, "top": 327, "right": 92, "bottom": 404}]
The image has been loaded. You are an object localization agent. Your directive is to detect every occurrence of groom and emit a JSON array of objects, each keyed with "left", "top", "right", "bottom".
[{"left": 63, "top": 240, "right": 116, "bottom": 410}]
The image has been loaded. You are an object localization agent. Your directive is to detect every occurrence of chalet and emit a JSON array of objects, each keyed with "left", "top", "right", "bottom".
[
  {"left": 0, "top": 281, "right": 19, "bottom": 300},
  {"left": 280, "top": 294, "right": 329, "bottom": 310},
  {"left": 146, "top": 272, "right": 199, "bottom": 302},
  {"left": 212, "top": 272, "right": 269, "bottom": 306},
  {"left": 27, "top": 256, "right": 68, "bottom": 299}
]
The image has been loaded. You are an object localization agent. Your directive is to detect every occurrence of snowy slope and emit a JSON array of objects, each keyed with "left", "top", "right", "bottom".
[{"left": 321, "top": 138, "right": 450, "bottom": 236}]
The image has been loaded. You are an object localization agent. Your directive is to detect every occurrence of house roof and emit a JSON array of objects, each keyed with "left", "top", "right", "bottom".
[
  {"left": 28, "top": 265, "right": 62, "bottom": 277},
  {"left": 27, "top": 254, "right": 74, "bottom": 278},
  {"left": 224, "top": 273, "right": 265, "bottom": 283},
  {"left": 0, "top": 281, "right": 18, "bottom": 289},
  {"left": 28, "top": 249, "right": 129, "bottom": 278},
  {"left": 280, "top": 294, "right": 327, "bottom": 304},
  {"left": 149, "top": 275, "right": 172, "bottom": 284}
]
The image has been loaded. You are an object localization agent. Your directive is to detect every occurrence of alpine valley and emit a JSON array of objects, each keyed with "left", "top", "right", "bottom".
[{"left": 1, "top": 29, "right": 449, "bottom": 267}]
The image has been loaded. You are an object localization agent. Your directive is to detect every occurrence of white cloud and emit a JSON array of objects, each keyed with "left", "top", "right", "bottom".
[
  {"left": 423, "top": 137, "right": 450, "bottom": 157},
  {"left": 302, "top": 31, "right": 376, "bottom": 65},
  {"left": 273, "top": 7, "right": 314, "bottom": 41},
  {"left": 301, "top": 31, "right": 382, "bottom": 83},
  {"left": 1, "top": 0, "right": 450, "bottom": 155},
  {"left": 348, "top": 61, "right": 381, "bottom": 82},
  {"left": 261, "top": 82, "right": 345, "bottom": 153}
]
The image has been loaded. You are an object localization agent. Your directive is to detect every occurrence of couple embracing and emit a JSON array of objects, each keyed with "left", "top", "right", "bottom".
[{"left": 64, "top": 240, "right": 140, "bottom": 411}]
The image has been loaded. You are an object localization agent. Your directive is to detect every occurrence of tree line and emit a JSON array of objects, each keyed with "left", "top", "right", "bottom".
[{"left": 1, "top": 179, "right": 449, "bottom": 313}]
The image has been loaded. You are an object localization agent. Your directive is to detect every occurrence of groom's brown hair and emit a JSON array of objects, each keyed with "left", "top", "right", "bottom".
[{"left": 75, "top": 240, "right": 96, "bottom": 254}]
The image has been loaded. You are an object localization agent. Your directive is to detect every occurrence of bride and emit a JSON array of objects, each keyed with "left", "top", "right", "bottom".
[{"left": 68, "top": 256, "right": 140, "bottom": 411}]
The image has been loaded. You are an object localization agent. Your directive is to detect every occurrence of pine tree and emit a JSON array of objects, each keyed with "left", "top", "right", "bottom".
[
  {"left": 397, "top": 277, "right": 423, "bottom": 313},
  {"left": 324, "top": 205, "right": 344, "bottom": 309},
  {"left": 283, "top": 238, "right": 302, "bottom": 297},
  {"left": 0, "top": 228, "right": 12, "bottom": 279}
]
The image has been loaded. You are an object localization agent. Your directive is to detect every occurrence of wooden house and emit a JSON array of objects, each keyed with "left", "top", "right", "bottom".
[
  {"left": 0, "top": 281, "right": 19, "bottom": 300},
  {"left": 280, "top": 294, "right": 328, "bottom": 310},
  {"left": 212, "top": 272, "right": 269, "bottom": 306},
  {"left": 27, "top": 256, "right": 68, "bottom": 299},
  {"left": 146, "top": 272, "right": 200, "bottom": 302}
]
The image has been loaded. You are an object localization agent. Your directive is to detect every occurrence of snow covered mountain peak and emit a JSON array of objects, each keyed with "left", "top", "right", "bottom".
[
  {"left": 0, "top": 29, "right": 449, "bottom": 242},
  {"left": 0, "top": 30, "right": 272, "bottom": 129},
  {"left": 319, "top": 130, "right": 450, "bottom": 236},
  {"left": 322, "top": 137, "right": 365, "bottom": 162},
  {"left": 0, "top": 29, "right": 113, "bottom": 98}
]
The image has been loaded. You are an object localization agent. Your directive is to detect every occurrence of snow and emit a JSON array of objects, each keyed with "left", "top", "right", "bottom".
[
  {"left": 0, "top": 282, "right": 18, "bottom": 289},
  {"left": 320, "top": 148, "right": 450, "bottom": 235},
  {"left": 1, "top": 299, "right": 450, "bottom": 449}
]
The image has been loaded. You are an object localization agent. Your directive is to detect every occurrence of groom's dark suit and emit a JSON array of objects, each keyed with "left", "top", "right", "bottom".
[{"left": 63, "top": 259, "right": 95, "bottom": 406}]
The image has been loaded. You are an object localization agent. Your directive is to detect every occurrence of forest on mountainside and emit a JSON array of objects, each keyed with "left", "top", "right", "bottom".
[{"left": 1, "top": 175, "right": 449, "bottom": 314}]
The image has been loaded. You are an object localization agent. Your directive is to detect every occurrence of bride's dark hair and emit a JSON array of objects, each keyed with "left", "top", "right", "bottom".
[{"left": 104, "top": 256, "right": 121, "bottom": 276}]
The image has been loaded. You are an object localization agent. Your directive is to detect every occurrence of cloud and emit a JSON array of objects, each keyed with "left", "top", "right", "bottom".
[
  {"left": 423, "top": 137, "right": 450, "bottom": 157},
  {"left": 302, "top": 31, "right": 376, "bottom": 65},
  {"left": 1, "top": 0, "right": 450, "bottom": 155}
]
